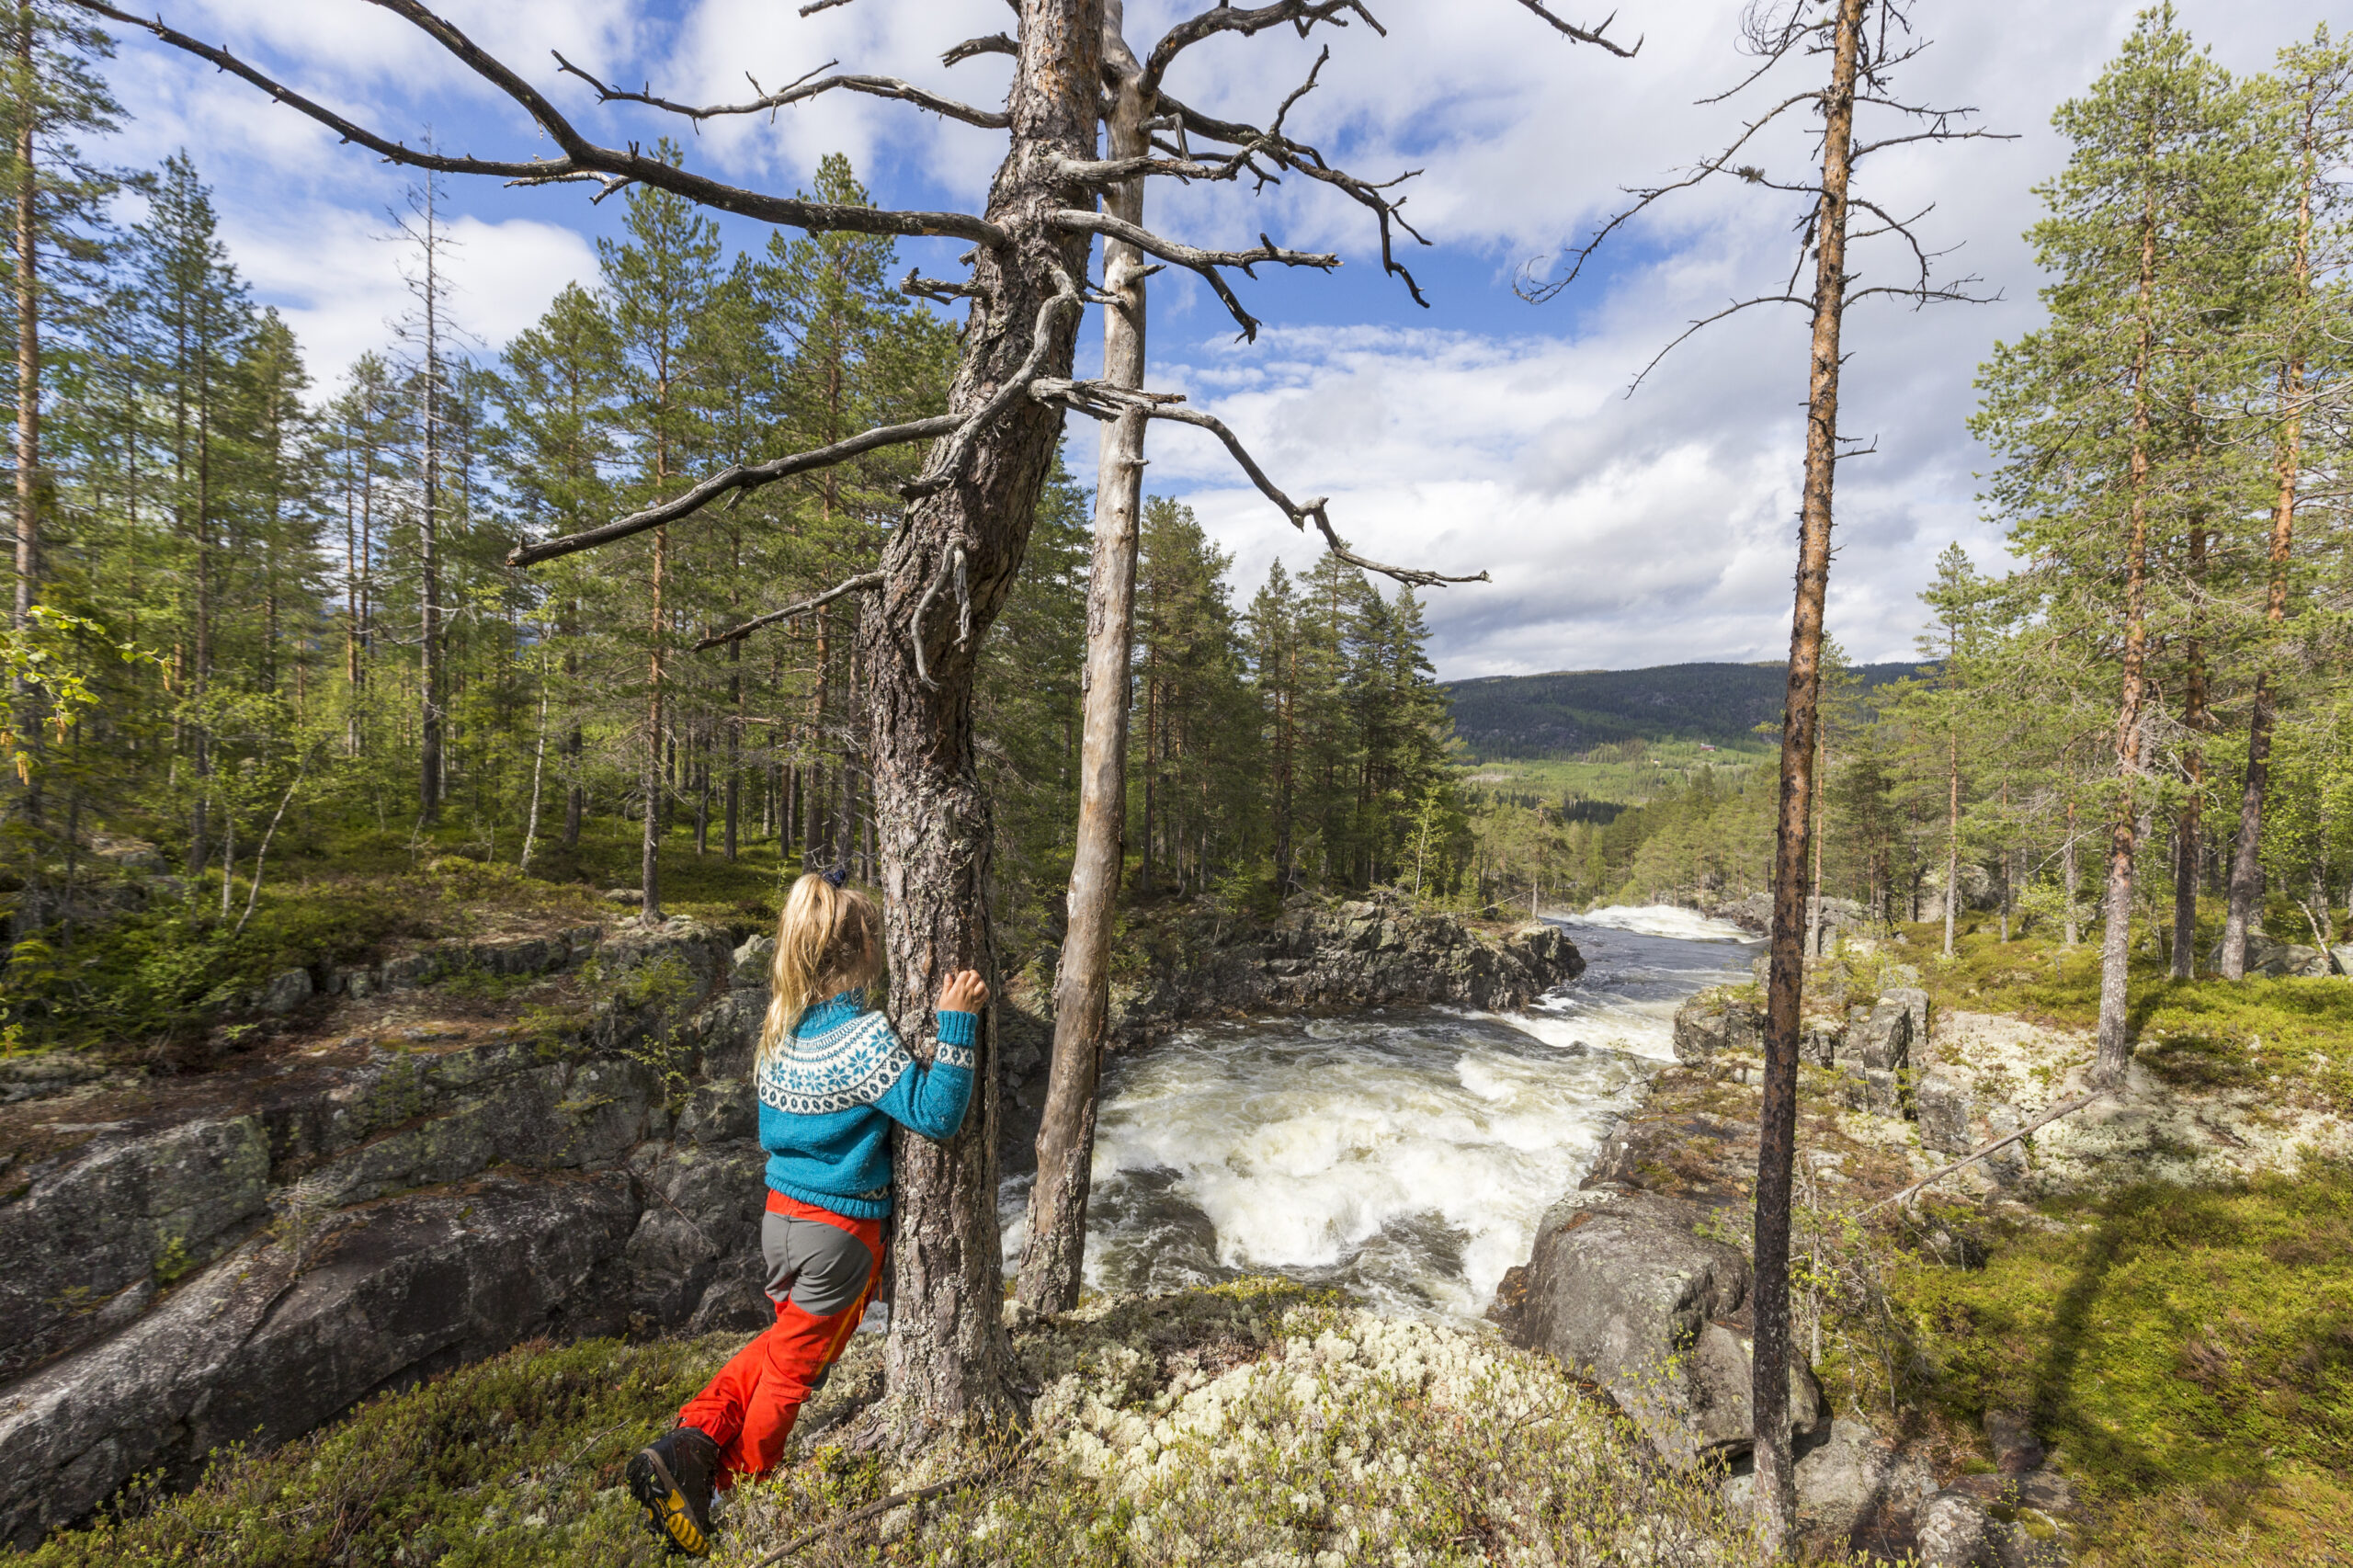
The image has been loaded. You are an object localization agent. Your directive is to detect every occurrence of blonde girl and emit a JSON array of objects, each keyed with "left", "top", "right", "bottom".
[{"left": 627, "top": 870, "right": 985, "bottom": 1557}]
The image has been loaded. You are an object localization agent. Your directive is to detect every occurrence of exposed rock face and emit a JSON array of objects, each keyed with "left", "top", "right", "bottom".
[
  {"left": 0, "top": 918, "right": 768, "bottom": 1546},
  {"left": 4, "top": 893, "right": 1571, "bottom": 1540},
  {"left": 1114, "top": 896, "right": 1584, "bottom": 1041},
  {"left": 1495, "top": 1187, "right": 1822, "bottom": 1468},
  {"left": 1, "top": 1172, "right": 637, "bottom": 1541},
  {"left": 1671, "top": 990, "right": 1761, "bottom": 1064}
]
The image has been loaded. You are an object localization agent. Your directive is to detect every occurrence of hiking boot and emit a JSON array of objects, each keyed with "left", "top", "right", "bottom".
[{"left": 625, "top": 1425, "right": 720, "bottom": 1557}]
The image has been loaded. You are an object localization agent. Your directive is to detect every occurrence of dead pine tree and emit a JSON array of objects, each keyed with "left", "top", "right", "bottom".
[
  {"left": 1014, "top": 0, "right": 1624, "bottom": 1319},
  {"left": 80, "top": 0, "right": 1549, "bottom": 1438},
  {"left": 1518, "top": 0, "right": 2004, "bottom": 1547}
]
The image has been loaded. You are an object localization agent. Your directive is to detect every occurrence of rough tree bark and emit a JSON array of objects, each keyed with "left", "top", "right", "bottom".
[
  {"left": 1751, "top": 0, "right": 1865, "bottom": 1543},
  {"left": 1017, "top": 5, "right": 1149, "bottom": 1318},
  {"left": 2171, "top": 507, "right": 2205, "bottom": 980},
  {"left": 12, "top": 1, "right": 38, "bottom": 638},
  {"left": 1942, "top": 729, "right": 1960, "bottom": 959}
]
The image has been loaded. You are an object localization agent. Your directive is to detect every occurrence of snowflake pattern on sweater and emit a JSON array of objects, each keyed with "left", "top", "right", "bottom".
[
  {"left": 754, "top": 990, "right": 976, "bottom": 1219},
  {"left": 756, "top": 1005, "right": 975, "bottom": 1115}
]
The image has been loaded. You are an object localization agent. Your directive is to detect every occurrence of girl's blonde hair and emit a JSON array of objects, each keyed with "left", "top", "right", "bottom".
[{"left": 758, "top": 873, "right": 885, "bottom": 1064}]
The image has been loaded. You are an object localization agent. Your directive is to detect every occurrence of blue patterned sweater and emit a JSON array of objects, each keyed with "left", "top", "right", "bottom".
[{"left": 756, "top": 989, "right": 975, "bottom": 1219}]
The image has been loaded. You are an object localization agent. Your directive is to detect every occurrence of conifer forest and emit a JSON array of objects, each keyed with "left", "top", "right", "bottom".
[{"left": 3, "top": 1, "right": 2352, "bottom": 1564}]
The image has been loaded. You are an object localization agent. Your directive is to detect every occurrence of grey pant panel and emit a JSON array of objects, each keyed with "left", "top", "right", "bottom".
[{"left": 761, "top": 1210, "right": 878, "bottom": 1316}]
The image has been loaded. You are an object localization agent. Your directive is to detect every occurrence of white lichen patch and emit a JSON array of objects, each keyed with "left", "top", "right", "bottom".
[
  {"left": 1927, "top": 1010, "right": 2353, "bottom": 1195},
  {"left": 724, "top": 1281, "right": 1752, "bottom": 1567}
]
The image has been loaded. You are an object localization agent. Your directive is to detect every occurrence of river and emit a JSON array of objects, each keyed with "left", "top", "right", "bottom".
[{"left": 997, "top": 903, "right": 1761, "bottom": 1324}]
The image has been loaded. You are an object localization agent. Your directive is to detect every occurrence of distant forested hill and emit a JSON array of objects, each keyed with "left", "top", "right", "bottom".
[{"left": 1443, "top": 661, "right": 1926, "bottom": 756}]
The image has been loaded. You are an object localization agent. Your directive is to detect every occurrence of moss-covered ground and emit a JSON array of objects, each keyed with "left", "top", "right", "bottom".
[
  {"left": 1888, "top": 1170, "right": 2353, "bottom": 1566},
  {"left": 3, "top": 817, "right": 800, "bottom": 1051},
  {"left": 17, "top": 1279, "right": 1850, "bottom": 1568},
  {"left": 1790, "top": 915, "right": 2353, "bottom": 1563}
]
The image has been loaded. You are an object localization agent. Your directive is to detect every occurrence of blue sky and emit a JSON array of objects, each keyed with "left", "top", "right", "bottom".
[{"left": 85, "top": 0, "right": 2336, "bottom": 677}]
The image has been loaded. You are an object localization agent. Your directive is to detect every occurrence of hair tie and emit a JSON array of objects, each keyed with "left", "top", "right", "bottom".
[{"left": 821, "top": 866, "right": 848, "bottom": 889}]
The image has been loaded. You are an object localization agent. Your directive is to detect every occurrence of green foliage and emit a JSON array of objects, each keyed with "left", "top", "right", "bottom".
[
  {"left": 1891, "top": 1169, "right": 2353, "bottom": 1562},
  {"left": 20, "top": 1335, "right": 735, "bottom": 1567}
]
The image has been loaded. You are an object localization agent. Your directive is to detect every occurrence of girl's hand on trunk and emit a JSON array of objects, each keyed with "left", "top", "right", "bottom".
[{"left": 938, "top": 970, "right": 989, "bottom": 1015}]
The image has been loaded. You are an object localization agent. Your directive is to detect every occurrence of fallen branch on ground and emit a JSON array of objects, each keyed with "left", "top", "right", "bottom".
[
  {"left": 747, "top": 1465, "right": 995, "bottom": 1567},
  {"left": 1866, "top": 1089, "right": 2106, "bottom": 1213}
]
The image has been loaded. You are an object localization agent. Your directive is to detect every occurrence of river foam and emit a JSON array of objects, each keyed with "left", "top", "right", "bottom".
[{"left": 1001, "top": 906, "right": 1759, "bottom": 1324}]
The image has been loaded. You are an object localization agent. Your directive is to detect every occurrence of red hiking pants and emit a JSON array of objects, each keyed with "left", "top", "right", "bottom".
[{"left": 676, "top": 1190, "right": 885, "bottom": 1485}]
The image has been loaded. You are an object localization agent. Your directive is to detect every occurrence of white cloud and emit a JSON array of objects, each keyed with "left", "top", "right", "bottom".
[{"left": 221, "top": 206, "right": 597, "bottom": 387}]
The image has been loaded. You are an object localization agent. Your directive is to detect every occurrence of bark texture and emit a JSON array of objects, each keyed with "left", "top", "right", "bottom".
[
  {"left": 2222, "top": 111, "right": 2314, "bottom": 978},
  {"left": 12, "top": 3, "right": 37, "bottom": 636},
  {"left": 2092, "top": 153, "right": 2162, "bottom": 1087},
  {"left": 868, "top": 0, "right": 1102, "bottom": 1429}
]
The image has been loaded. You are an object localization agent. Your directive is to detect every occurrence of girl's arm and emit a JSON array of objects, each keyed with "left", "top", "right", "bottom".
[{"left": 875, "top": 970, "right": 989, "bottom": 1141}]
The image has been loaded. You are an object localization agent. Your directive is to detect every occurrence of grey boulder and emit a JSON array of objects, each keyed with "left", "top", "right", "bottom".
[{"left": 1502, "top": 1188, "right": 1822, "bottom": 1467}]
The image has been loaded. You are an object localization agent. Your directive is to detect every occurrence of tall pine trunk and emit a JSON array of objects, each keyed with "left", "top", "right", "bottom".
[
  {"left": 641, "top": 521, "right": 666, "bottom": 919},
  {"left": 1019, "top": 6, "right": 1148, "bottom": 1315},
  {"left": 2172, "top": 515, "right": 2206, "bottom": 979},
  {"left": 2093, "top": 147, "right": 2161, "bottom": 1088},
  {"left": 417, "top": 187, "right": 445, "bottom": 825},
  {"left": 13, "top": 2, "right": 38, "bottom": 640},
  {"left": 858, "top": 0, "right": 1101, "bottom": 1431},
  {"left": 1753, "top": 0, "right": 1862, "bottom": 1544},
  {"left": 1942, "top": 730, "right": 1960, "bottom": 958}
]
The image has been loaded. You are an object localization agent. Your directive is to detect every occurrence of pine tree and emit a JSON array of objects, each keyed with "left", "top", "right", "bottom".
[
  {"left": 1972, "top": 7, "right": 2271, "bottom": 1081},
  {"left": 5, "top": 0, "right": 121, "bottom": 661},
  {"left": 599, "top": 151, "right": 721, "bottom": 917}
]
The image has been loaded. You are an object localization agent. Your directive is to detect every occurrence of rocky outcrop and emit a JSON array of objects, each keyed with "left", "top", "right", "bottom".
[
  {"left": 1494, "top": 1187, "right": 1823, "bottom": 1468},
  {"left": 0, "top": 917, "right": 789, "bottom": 1546},
  {"left": 1, "top": 1171, "right": 637, "bottom": 1540},
  {"left": 2209, "top": 930, "right": 2347, "bottom": 979},
  {"left": 1113, "top": 894, "right": 1584, "bottom": 1041}
]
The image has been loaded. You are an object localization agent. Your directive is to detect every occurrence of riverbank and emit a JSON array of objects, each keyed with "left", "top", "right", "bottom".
[
  {"left": 1498, "top": 914, "right": 2353, "bottom": 1564},
  {"left": 1095, "top": 887, "right": 1586, "bottom": 1044},
  {"left": 0, "top": 887, "right": 1588, "bottom": 1544}
]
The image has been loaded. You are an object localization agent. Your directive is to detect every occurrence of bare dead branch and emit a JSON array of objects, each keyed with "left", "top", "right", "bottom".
[
  {"left": 1516, "top": 91, "right": 1818, "bottom": 302},
  {"left": 1508, "top": 0, "right": 1643, "bottom": 58},
  {"left": 1046, "top": 210, "right": 1335, "bottom": 340},
  {"left": 552, "top": 52, "right": 1010, "bottom": 131},
  {"left": 1141, "top": 1, "right": 1382, "bottom": 99},
  {"left": 696, "top": 573, "right": 884, "bottom": 652},
  {"left": 901, "top": 267, "right": 988, "bottom": 303},
  {"left": 1626, "top": 294, "right": 1811, "bottom": 395},
  {"left": 1156, "top": 80, "right": 1433, "bottom": 308},
  {"left": 1848, "top": 123, "right": 2018, "bottom": 161},
  {"left": 1867, "top": 1091, "right": 2106, "bottom": 1213},
  {"left": 943, "top": 32, "right": 1017, "bottom": 67},
  {"left": 509, "top": 414, "right": 964, "bottom": 566},
  {"left": 1035, "top": 378, "right": 1487, "bottom": 588},
  {"left": 63, "top": 0, "right": 1007, "bottom": 247},
  {"left": 798, "top": 0, "right": 859, "bottom": 14}
]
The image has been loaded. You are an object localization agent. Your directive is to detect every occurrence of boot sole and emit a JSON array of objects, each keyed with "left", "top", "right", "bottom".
[{"left": 625, "top": 1446, "right": 712, "bottom": 1558}]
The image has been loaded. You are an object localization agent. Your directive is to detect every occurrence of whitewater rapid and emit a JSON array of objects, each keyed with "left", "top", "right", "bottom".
[{"left": 998, "top": 904, "right": 1760, "bottom": 1324}]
